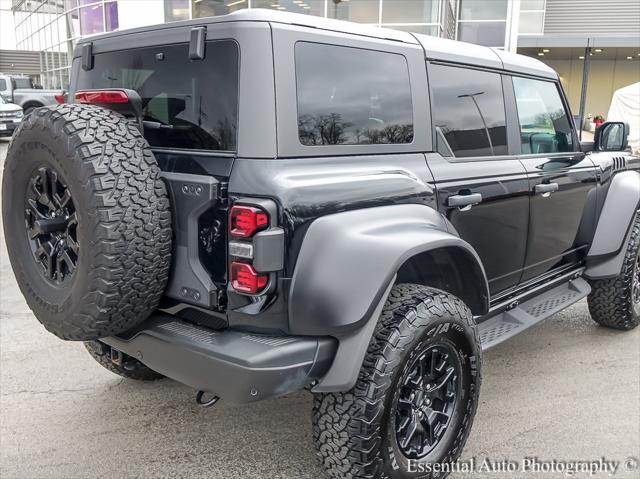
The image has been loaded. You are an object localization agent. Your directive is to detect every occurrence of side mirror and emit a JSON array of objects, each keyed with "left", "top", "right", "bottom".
[{"left": 594, "top": 121, "right": 630, "bottom": 152}]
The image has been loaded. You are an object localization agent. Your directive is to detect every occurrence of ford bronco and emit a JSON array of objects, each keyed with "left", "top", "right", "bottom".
[{"left": 2, "top": 10, "right": 639, "bottom": 479}]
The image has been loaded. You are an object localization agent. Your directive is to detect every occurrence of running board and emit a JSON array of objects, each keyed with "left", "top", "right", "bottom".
[{"left": 479, "top": 277, "right": 591, "bottom": 350}]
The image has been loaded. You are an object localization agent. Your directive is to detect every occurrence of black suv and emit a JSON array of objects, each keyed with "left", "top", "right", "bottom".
[{"left": 2, "top": 10, "right": 639, "bottom": 479}]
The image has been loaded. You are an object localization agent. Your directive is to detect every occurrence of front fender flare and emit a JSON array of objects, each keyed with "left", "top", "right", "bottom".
[{"left": 585, "top": 170, "right": 640, "bottom": 279}]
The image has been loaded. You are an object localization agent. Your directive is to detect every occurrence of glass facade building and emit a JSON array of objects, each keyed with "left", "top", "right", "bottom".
[{"left": 8, "top": 0, "right": 639, "bottom": 124}]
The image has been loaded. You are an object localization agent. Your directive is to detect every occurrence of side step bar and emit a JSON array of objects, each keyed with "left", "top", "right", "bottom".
[
  {"left": 479, "top": 277, "right": 591, "bottom": 350},
  {"left": 102, "top": 315, "right": 337, "bottom": 403}
]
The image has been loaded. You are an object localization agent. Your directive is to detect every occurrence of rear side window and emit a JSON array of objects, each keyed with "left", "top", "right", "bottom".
[
  {"left": 75, "top": 41, "right": 239, "bottom": 151},
  {"left": 512, "top": 77, "right": 574, "bottom": 154},
  {"left": 295, "top": 42, "right": 413, "bottom": 146},
  {"left": 0, "top": 79, "right": 6, "bottom": 90},
  {"left": 429, "top": 63, "right": 507, "bottom": 158}
]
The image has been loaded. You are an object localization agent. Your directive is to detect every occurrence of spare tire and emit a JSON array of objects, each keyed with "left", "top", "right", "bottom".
[{"left": 2, "top": 104, "right": 172, "bottom": 340}]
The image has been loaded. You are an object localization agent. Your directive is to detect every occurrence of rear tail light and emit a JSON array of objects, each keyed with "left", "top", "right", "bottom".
[
  {"left": 75, "top": 90, "right": 129, "bottom": 104},
  {"left": 54, "top": 94, "right": 66, "bottom": 104},
  {"left": 230, "top": 205, "right": 269, "bottom": 238},
  {"left": 230, "top": 262, "right": 268, "bottom": 294}
]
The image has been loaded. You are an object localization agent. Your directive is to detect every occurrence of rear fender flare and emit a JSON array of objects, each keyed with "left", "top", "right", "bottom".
[{"left": 287, "top": 204, "right": 489, "bottom": 392}]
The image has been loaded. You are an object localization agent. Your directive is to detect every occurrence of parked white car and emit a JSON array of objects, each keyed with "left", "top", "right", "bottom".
[{"left": 0, "top": 94, "right": 23, "bottom": 137}]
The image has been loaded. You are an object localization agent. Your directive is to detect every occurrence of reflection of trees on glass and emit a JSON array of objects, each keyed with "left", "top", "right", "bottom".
[{"left": 299, "top": 113, "right": 413, "bottom": 146}]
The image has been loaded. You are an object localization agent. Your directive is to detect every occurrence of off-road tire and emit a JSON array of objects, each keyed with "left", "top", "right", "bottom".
[
  {"left": 312, "top": 284, "right": 482, "bottom": 479},
  {"left": 2, "top": 104, "right": 172, "bottom": 340},
  {"left": 84, "top": 341, "right": 164, "bottom": 381},
  {"left": 588, "top": 215, "right": 640, "bottom": 330}
]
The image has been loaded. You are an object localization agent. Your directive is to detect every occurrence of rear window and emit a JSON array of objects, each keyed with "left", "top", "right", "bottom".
[
  {"left": 295, "top": 42, "right": 413, "bottom": 146},
  {"left": 75, "top": 40, "right": 239, "bottom": 151},
  {"left": 12, "top": 78, "right": 32, "bottom": 89}
]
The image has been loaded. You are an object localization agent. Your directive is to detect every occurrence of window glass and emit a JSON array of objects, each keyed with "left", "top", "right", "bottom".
[
  {"left": 519, "top": 11, "right": 544, "bottom": 34},
  {"left": 295, "top": 42, "right": 413, "bottom": 146},
  {"left": 75, "top": 41, "right": 239, "bottom": 151},
  {"left": 381, "top": 0, "right": 439, "bottom": 24},
  {"left": 512, "top": 77, "right": 574, "bottom": 154},
  {"left": 459, "top": 0, "right": 508, "bottom": 20},
  {"left": 458, "top": 21, "right": 506, "bottom": 47},
  {"left": 430, "top": 63, "right": 508, "bottom": 157},
  {"left": 328, "top": 0, "right": 379, "bottom": 23},
  {"left": 165, "top": 0, "right": 190, "bottom": 22},
  {"left": 521, "top": 0, "right": 546, "bottom": 9},
  {"left": 254, "top": 0, "right": 324, "bottom": 16},
  {"left": 0, "top": 79, "right": 7, "bottom": 91},
  {"left": 13, "top": 78, "right": 32, "bottom": 89},
  {"left": 192, "top": 0, "right": 247, "bottom": 17}
]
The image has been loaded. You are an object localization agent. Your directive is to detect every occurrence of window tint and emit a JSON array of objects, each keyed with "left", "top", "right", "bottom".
[
  {"left": 75, "top": 41, "right": 239, "bottom": 151},
  {"left": 430, "top": 64, "right": 507, "bottom": 157},
  {"left": 295, "top": 42, "right": 413, "bottom": 146},
  {"left": 0, "top": 79, "right": 6, "bottom": 91},
  {"left": 13, "top": 78, "right": 32, "bottom": 89},
  {"left": 512, "top": 77, "right": 574, "bottom": 154}
]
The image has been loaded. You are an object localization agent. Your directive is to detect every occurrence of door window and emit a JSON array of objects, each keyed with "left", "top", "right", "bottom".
[
  {"left": 429, "top": 63, "right": 508, "bottom": 158},
  {"left": 295, "top": 42, "right": 414, "bottom": 146},
  {"left": 512, "top": 77, "right": 574, "bottom": 154}
]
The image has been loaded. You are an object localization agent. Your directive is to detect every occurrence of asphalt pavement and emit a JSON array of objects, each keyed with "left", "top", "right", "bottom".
[{"left": 1, "top": 139, "right": 639, "bottom": 478}]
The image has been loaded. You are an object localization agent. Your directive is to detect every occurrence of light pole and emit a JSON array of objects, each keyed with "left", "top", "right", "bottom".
[{"left": 458, "top": 91, "right": 494, "bottom": 156}]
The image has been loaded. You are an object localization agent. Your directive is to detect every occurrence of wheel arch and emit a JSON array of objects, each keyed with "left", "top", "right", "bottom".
[
  {"left": 395, "top": 246, "right": 488, "bottom": 316},
  {"left": 288, "top": 204, "right": 489, "bottom": 393},
  {"left": 288, "top": 204, "right": 489, "bottom": 337},
  {"left": 585, "top": 170, "right": 640, "bottom": 279},
  {"left": 21, "top": 101, "right": 44, "bottom": 113}
]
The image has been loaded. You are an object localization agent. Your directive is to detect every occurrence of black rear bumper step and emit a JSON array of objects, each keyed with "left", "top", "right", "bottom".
[{"left": 102, "top": 315, "right": 337, "bottom": 403}]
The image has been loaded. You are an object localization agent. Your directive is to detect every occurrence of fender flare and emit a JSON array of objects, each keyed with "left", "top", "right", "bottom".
[
  {"left": 287, "top": 204, "right": 489, "bottom": 392},
  {"left": 585, "top": 170, "right": 640, "bottom": 279}
]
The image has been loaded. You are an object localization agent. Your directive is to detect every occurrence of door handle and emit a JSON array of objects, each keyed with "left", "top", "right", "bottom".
[
  {"left": 448, "top": 193, "right": 483, "bottom": 210},
  {"left": 534, "top": 183, "right": 559, "bottom": 197}
]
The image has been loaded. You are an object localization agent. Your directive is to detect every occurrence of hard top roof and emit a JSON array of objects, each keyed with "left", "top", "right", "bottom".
[{"left": 78, "top": 8, "right": 557, "bottom": 79}]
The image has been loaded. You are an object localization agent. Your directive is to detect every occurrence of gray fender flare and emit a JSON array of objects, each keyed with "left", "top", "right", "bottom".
[
  {"left": 286, "top": 204, "right": 488, "bottom": 393},
  {"left": 585, "top": 170, "right": 640, "bottom": 279}
]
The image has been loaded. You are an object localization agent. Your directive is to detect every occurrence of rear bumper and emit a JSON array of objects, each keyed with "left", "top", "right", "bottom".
[{"left": 102, "top": 314, "right": 337, "bottom": 403}]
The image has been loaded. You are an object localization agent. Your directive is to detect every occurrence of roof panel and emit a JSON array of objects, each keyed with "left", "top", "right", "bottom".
[
  {"left": 413, "top": 34, "right": 503, "bottom": 70},
  {"left": 493, "top": 49, "right": 558, "bottom": 79}
]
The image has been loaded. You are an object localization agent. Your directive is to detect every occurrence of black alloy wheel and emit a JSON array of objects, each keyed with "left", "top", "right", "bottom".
[
  {"left": 24, "top": 166, "right": 79, "bottom": 284},
  {"left": 394, "top": 343, "right": 461, "bottom": 459}
]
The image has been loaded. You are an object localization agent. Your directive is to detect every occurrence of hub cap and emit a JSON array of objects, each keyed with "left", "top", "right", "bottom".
[
  {"left": 24, "top": 167, "right": 79, "bottom": 283},
  {"left": 394, "top": 344, "right": 460, "bottom": 459}
]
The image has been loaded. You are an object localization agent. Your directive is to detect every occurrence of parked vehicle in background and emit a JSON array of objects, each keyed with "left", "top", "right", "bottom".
[
  {"left": 0, "top": 93, "right": 23, "bottom": 137},
  {"left": 607, "top": 82, "right": 640, "bottom": 155},
  {"left": 0, "top": 74, "right": 65, "bottom": 114},
  {"left": 2, "top": 10, "right": 639, "bottom": 479}
]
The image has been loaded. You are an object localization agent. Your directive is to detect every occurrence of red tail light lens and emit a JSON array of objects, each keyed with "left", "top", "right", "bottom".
[
  {"left": 54, "top": 94, "right": 66, "bottom": 104},
  {"left": 230, "top": 262, "right": 268, "bottom": 294},
  {"left": 75, "top": 90, "right": 129, "bottom": 104},
  {"left": 230, "top": 205, "right": 269, "bottom": 238}
]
